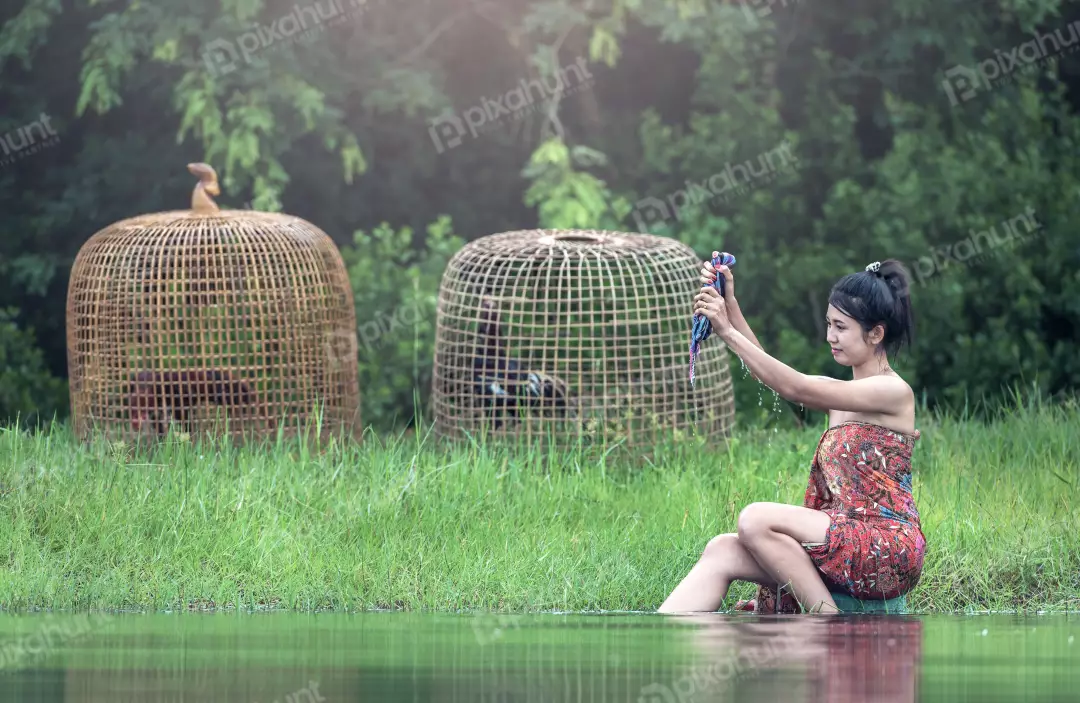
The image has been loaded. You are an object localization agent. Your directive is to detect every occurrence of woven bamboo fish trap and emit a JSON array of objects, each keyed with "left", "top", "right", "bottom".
[
  {"left": 432, "top": 229, "right": 736, "bottom": 447},
  {"left": 65, "top": 163, "right": 361, "bottom": 444}
]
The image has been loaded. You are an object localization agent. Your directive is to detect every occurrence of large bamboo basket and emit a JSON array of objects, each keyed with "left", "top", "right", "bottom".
[
  {"left": 431, "top": 229, "right": 736, "bottom": 448},
  {"left": 65, "top": 163, "right": 361, "bottom": 445}
]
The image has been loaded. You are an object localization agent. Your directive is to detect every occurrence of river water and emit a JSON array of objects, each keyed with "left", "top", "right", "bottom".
[{"left": 0, "top": 612, "right": 1076, "bottom": 702}]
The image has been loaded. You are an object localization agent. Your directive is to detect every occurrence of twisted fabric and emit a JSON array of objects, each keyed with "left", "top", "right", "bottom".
[{"left": 689, "top": 250, "right": 736, "bottom": 386}]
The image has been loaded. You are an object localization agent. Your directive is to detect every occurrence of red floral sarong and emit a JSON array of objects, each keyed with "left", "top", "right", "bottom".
[{"left": 743, "top": 420, "right": 926, "bottom": 613}]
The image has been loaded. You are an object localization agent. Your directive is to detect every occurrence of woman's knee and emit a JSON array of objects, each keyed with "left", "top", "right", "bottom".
[
  {"left": 737, "top": 502, "right": 773, "bottom": 546},
  {"left": 701, "top": 532, "right": 740, "bottom": 561}
]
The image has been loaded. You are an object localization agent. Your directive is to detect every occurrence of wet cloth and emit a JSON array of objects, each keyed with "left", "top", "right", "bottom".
[
  {"left": 689, "top": 251, "right": 735, "bottom": 386},
  {"left": 741, "top": 421, "right": 926, "bottom": 614}
]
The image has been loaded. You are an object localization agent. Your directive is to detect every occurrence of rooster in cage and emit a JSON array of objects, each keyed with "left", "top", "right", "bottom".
[{"left": 472, "top": 297, "right": 575, "bottom": 427}]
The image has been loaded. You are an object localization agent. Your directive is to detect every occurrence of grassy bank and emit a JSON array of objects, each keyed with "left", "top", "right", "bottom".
[{"left": 1, "top": 393, "right": 1078, "bottom": 614}]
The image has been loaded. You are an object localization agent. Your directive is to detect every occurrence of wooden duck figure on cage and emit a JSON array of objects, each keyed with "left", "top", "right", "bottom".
[{"left": 188, "top": 162, "right": 221, "bottom": 213}]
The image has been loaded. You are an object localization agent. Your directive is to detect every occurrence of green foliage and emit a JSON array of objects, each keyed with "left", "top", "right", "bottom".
[
  {"left": 0, "top": 309, "right": 67, "bottom": 428},
  {"left": 4, "top": 0, "right": 1080, "bottom": 431},
  {"left": 339, "top": 216, "right": 464, "bottom": 433},
  {"left": 522, "top": 139, "right": 632, "bottom": 229},
  {"left": 0, "top": 0, "right": 62, "bottom": 70}
]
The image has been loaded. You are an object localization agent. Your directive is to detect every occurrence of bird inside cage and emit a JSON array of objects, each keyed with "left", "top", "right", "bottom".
[
  {"left": 471, "top": 296, "right": 575, "bottom": 428},
  {"left": 128, "top": 368, "right": 253, "bottom": 436}
]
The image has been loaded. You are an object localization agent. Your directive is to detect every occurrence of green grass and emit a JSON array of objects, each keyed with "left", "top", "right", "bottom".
[{"left": 1, "top": 390, "right": 1078, "bottom": 615}]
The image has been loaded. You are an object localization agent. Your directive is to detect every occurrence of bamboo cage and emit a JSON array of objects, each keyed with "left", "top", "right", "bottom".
[
  {"left": 65, "top": 163, "right": 361, "bottom": 444},
  {"left": 431, "top": 229, "right": 736, "bottom": 447}
]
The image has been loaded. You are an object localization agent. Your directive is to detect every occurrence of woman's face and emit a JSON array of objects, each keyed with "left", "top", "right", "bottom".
[{"left": 825, "top": 304, "right": 882, "bottom": 366}]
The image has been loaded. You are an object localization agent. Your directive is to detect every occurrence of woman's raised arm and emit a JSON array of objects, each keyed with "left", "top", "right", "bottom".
[{"left": 716, "top": 323, "right": 910, "bottom": 414}]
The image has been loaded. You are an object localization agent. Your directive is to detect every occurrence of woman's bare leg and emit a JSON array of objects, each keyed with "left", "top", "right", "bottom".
[
  {"left": 737, "top": 502, "right": 838, "bottom": 613},
  {"left": 658, "top": 533, "right": 776, "bottom": 613}
]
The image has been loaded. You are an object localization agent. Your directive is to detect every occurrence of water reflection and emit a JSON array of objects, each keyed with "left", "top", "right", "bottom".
[
  {"left": 682, "top": 617, "right": 920, "bottom": 703},
  {"left": 0, "top": 612, "right": 1076, "bottom": 702},
  {"left": 647, "top": 615, "right": 922, "bottom": 703}
]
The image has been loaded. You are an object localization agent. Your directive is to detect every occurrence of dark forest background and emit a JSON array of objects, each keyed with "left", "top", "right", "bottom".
[{"left": 2, "top": 0, "right": 1079, "bottom": 433}]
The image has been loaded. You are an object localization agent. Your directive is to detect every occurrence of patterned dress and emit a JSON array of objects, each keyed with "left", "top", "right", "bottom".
[{"left": 742, "top": 420, "right": 926, "bottom": 613}]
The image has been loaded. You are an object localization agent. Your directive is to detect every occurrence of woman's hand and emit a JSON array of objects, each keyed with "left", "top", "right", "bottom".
[
  {"left": 693, "top": 286, "right": 733, "bottom": 337},
  {"left": 700, "top": 259, "right": 735, "bottom": 303}
]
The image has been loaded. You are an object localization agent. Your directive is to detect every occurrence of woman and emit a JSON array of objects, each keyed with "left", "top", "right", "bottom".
[{"left": 658, "top": 258, "right": 924, "bottom": 614}]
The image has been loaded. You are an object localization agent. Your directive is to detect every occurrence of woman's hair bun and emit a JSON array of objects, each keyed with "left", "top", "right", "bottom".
[{"left": 876, "top": 259, "right": 912, "bottom": 298}]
